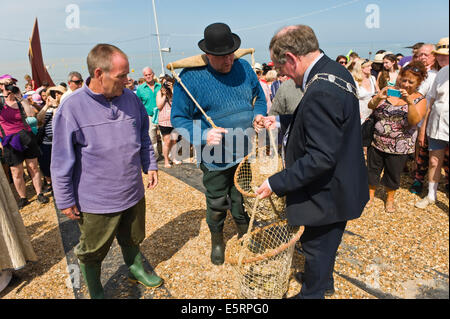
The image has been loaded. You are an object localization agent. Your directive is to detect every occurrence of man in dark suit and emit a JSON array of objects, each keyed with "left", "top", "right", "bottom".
[{"left": 257, "top": 25, "right": 369, "bottom": 298}]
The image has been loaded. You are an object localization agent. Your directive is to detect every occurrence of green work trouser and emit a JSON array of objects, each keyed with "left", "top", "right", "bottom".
[
  {"left": 200, "top": 163, "right": 249, "bottom": 233},
  {"left": 74, "top": 197, "right": 146, "bottom": 264}
]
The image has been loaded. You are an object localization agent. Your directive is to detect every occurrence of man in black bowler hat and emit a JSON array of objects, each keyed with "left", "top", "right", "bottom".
[{"left": 171, "top": 22, "right": 267, "bottom": 265}]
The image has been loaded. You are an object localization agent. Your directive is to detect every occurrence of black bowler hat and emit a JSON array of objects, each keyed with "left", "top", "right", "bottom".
[{"left": 198, "top": 22, "right": 241, "bottom": 56}]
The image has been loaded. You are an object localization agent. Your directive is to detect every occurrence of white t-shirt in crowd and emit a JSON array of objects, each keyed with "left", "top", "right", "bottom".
[
  {"left": 426, "top": 65, "right": 449, "bottom": 142},
  {"left": 417, "top": 69, "right": 438, "bottom": 128},
  {"left": 357, "top": 75, "right": 377, "bottom": 123},
  {"left": 60, "top": 88, "right": 73, "bottom": 103}
]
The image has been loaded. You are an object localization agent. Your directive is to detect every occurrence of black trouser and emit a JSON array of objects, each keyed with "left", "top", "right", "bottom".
[
  {"left": 38, "top": 143, "right": 52, "bottom": 177},
  {"left": 200, "top": 163, "right": 249, "bottom": 233},
  {"left": 298, "top": 221, "right": 347, "bottom": 299},
  {"left": 367, "top": 146, "right": 409, "bottom": 190}
]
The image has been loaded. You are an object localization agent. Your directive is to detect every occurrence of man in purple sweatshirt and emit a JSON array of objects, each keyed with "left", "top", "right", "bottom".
[{"left": 51, "top": 44, "right": 163, "bottom": 298}]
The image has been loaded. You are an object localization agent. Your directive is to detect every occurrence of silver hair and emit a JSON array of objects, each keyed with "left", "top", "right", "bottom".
[
  {"left": 142, "top": 67, "right": 153, "bottom": 75},
  {"left": 68, "top": 71, "right": 83, "bottom": 82}
]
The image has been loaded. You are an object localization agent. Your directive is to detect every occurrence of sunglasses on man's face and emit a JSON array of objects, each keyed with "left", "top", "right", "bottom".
[
  {"left": 339, "top": 60, "right": 346, "bottom": 65},
  {"left": 71, "top": 80, "right": 83, "bottom": 85}
]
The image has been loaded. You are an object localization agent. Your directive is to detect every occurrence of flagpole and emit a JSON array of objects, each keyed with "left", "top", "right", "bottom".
[{"left": 152, "top": 0, "right": 165, "bottom": 76}]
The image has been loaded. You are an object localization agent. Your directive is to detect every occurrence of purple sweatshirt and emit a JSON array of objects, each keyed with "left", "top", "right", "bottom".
[{"left": 51, "top": 78, "right": 157, "bottom": 213}]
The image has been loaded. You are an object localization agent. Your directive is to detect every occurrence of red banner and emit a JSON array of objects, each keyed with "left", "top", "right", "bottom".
[{"left": 28, "top": 18, "right": 54, "bottom": 88}]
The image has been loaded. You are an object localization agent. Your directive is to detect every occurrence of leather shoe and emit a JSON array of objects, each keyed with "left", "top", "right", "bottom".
[{"left": 294, "top": 272, "right": 335, "bottom": 297}]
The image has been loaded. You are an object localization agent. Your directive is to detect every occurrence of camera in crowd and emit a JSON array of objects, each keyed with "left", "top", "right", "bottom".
[
  {"left": 5, "top": 84, "right": 20, "bottom": 95},
  {"left": 161, "top": 74, "right": 175, "bottom": 91},
  {"left": 49, "top": 90, "right": 58, "bottom": 99}
]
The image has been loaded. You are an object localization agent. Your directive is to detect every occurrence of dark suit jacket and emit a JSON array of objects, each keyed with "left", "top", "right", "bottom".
[{"left": 268, "top": 54, "right": 369, "bottom": 227}]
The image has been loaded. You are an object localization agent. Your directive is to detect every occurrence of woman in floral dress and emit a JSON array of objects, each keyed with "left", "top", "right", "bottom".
[{"left": 367, "top": 61, "right": 428, "bottom": 212}]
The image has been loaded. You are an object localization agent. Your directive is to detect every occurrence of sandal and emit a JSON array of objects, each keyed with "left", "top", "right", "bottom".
[
  {"left": 172, "top": 159, "right": 182, "bottom": 165},
  {"left": 385, "top": 201, "right": 395, "bottom": 213},
  {"left": 164, "top": 163, "right": 172, "bottom": 168}
]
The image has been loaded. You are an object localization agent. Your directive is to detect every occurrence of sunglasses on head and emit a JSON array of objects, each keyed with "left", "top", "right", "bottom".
[{"left": 403, "top": 65, "right": 421, "bottom": 73}]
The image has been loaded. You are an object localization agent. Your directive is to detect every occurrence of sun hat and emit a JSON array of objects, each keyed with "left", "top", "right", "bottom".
[
  {"left": 23, "top": 90, "right": 36, "bottom": 99},
  {"left": 198, "top": 22, "right": 241, "bottom": 56},
  {"left": 405, "top": 42, "right": 424, "bottom": 50},
  {"left": 433, "top": 37, "right": 449, "bottom": 55},
  {"left": 253, "top": 62, "right": 262, "bottom": 71},
  {"left": 31, "top": 93, "right": 43, "bottom": 103},
  {"left": 47, "top": 85, "right": 67, "bottom": 96},
  {"left": 372, "top": 53, "right": 385, "bottom": 63},
  {"left": 0, "top": 74, "right": 18, "bottom": 85}
]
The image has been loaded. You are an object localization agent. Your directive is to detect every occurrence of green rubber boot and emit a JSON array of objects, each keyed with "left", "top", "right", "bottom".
[
  {"left": 210, "top": 231, "right": 225, "bottom": 265},
  {"left": 121, "top": 246, "right": 163, "bottom": 288},
  {"left": 79, "top": 262, "right": 104, "bottom": 299}
]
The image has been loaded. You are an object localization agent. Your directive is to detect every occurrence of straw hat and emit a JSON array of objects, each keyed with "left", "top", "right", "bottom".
[
  {"left": 372, "top": 53, "right": 385, "bottom": 63},
  {"left": 47, "top": 85, "right": 67, "bottom": 96},
  {"left": 433, "top": 37, "right": 449, "bottom": 55}
]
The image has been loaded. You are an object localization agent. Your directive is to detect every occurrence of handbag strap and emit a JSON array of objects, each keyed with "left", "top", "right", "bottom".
[
  {"left": 0, "top": 96, "right": 5, "bottom": 139},
  {"left": 16, "top": 99, "right": 31, "bottom": 130},
  {"left": 0, "top": 96, "right": 31, "bottom": 139}
]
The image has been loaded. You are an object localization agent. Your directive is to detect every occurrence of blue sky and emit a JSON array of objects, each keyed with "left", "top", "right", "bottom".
[{"left": 0, "top": 0, "right": 448, "bottom": 86}]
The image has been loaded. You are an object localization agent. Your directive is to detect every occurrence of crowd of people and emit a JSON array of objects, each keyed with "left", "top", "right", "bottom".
[
  {"left": 253, "top": 37, "right": 449, "bottom": 213},
  {"left": 0, "top": 23, "right": 448, "bottom": 299}
]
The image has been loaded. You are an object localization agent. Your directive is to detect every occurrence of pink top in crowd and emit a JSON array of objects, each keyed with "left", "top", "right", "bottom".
[
  {"left": 0, "top": 105, "right": 31, "bottom": 136},
  {"left": 158, "top": 99, "right": 172, "bottom": 127}
]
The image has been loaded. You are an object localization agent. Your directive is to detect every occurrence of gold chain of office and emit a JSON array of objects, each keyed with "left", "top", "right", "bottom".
[{"left": 304, "top": 73, "right": 359, "bottom": 99}]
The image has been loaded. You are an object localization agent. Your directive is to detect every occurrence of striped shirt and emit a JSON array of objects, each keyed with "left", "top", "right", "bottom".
[{"left": 42, "top": 110, "right": 54, "bottom": 145}]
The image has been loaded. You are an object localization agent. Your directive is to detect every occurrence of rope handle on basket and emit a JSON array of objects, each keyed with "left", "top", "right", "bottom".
[
  {"left": 233, "top": 223, "right": 304, "bottom": 265},
  {"left": 238, "top": 194, "right": 260, "bottom": 266},
  {"left": 267, "top": 129, "right": 278, "bottom": 159},
  {"left": 237, "top": 129, "right": 281, "bottom": 266},
  {"left": 250, "top": 128, "right": 278, "bottom": 160}
]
